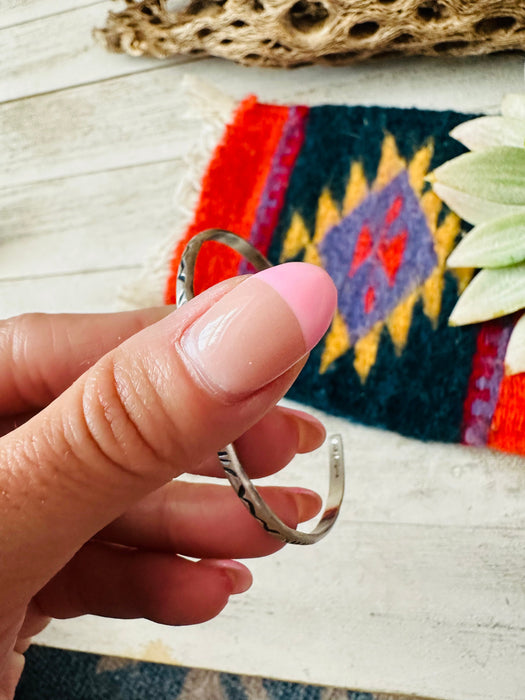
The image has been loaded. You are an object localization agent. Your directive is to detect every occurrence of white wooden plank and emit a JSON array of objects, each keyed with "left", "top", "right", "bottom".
[
  {"left": 2, "top": 55, "right": 524, "bottom": 189},
  {"left": 193, "top": 53, "right": 525, "bottom": 116},
  {"left": 1, "top": 0, "right": 100, "bottom": 30},
  {"left": 0, "top": 2, "right": 185, "bottom": 102},
  {"left": 0, "top": 69, "right": 204, "bottom": 188},
  {"left": 37, "top": 518, "right": 525, "bottom": 700},
  {"left": 0, "top": 160, "right": 183, "bottom": 278},
  {"left": 0, "top": 267, "right": 137, "bottom": 317},
  {"left": 1, "top": 0, "right": 189, "bottom": 30}
]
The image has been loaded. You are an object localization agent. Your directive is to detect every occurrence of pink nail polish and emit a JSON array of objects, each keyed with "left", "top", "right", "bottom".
[{"left": 181, "top": 263, "right": 337, "bottom": 399}]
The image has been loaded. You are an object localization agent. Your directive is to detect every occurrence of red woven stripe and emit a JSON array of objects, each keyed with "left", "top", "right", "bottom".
[
  {"left": 164, "top": 96, "right": 290, "bottom": 303},
  {"left": 245, "top": 105, "right": 308, "bottom": 259},
  {"left": 488, "top": 372, "right": 525, "bottom": 453},
  {"left": 461, "top": 318, "right": 511, "bottom": 447}
]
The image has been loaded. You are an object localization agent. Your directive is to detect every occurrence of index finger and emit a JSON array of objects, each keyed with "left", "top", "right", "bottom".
[
  {"left": 0, "top": 279, "right": 242, "bottom": 416},
  {"left": 0, "top": 309, "right": 170, "bottom": 415},
  {"left": 196, "top": 405, "right": 326, "bottom": 479}
]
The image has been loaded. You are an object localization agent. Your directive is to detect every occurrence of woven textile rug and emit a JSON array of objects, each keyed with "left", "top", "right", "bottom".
[
  {"left": 159, "top": 95, "right": 525, "bottom": 457},
  {"left": 16, "top": 646, "right": 418, "bottom": 700}
]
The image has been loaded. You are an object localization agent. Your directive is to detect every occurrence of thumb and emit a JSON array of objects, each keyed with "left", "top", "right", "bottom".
[{"left": 0, "top": 263, "right": 336, "bottom": 601}]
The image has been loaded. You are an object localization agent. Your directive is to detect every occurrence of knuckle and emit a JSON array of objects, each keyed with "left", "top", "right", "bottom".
[
  {"left": 0, "top": 314, "right": 42, "bottom": 360},
  {"left": 0, "top": 314, "right": 56, "bottom": 408},
  {"left": 79, "top": 353, "right": 185, "bottom": 481}
]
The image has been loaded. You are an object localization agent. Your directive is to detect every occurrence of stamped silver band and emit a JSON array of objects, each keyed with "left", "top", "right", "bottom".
[{"left": 176, "top": 229, "right": 345, "bottom": 545}]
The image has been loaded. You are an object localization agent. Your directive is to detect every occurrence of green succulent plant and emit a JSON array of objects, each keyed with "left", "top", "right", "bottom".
[{"left": 430, "top": 93, "right": 525, "bottom": 375}]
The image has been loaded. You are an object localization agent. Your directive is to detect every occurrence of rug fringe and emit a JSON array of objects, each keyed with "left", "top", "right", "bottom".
[{"left": 118, "top": 76, "right": 237, "bottom": 309}]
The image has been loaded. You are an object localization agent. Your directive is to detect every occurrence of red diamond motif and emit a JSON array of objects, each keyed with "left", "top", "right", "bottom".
[
  {"left": 377, "top": 230, "right": 408, "bottom": 286},
  {"left": 364, "top": 285, "right": 376, "bottom": 314},
  {"left": 348, "top": 225, "right": 373, "bottom": 276}
]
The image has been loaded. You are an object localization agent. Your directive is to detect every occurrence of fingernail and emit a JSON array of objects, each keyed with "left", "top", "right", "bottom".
[
  {"left": 205, "top": 559, "right": 253, "bottom": 594},
  {"left": 281, "top": 408, "right": 326, "bottom": 453},
  {"left": 181, "top": 263, "right": 337, "bottom": 398},
  {"left": 288, "top": 488, "right": 322, "bottom": 522}
]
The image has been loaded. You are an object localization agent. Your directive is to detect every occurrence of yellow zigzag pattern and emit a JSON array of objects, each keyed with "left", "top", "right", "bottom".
[{"left": 280, "top": 134, "right": 472, "bottom": 382}]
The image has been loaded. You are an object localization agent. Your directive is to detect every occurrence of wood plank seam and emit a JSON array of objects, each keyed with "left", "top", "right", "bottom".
[
  {"left": 0, "top": 155, "right": 185, "bottom": 192},
  {"left": 0, "top": 57, "right": 202, "bottom": 107},
  {"left": 0, "top": 264, "right": 140, "bottom": 284},
  {"left": 0, "top": 0, "right": 106, "bottom": 31}
]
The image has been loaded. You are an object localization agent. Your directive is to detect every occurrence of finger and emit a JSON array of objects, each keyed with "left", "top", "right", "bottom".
[
  {"left": 0, "top": 264, "right": 336, "bottom": 609},
  {"left": 197, "top": 405, "right": 326, "bottom": 479},
  {"left": 96, "top": 481, "right": 322, "bottom": 558},
  {"left": 35, "top": 542, "right": 252, "bottom": 626},
  {"left": 0, "top": 652, "right": 25, "bottom": 700},
  {"left": 0, "top": 307, "right": 174, "bottom": 415},
  {"left": 0, "top": 405, "right": 325, "bottom": 458},
  {"left": 0, "top": 612, "right": 26, "bottom": 699}
]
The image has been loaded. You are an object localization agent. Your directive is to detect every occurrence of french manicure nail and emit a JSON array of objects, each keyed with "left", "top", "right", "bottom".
[{"left": 181, "top": 263, "right": 337, "bottom": 398}]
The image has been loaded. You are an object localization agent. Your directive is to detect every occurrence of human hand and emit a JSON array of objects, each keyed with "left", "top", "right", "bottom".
[{"left": 0, "top": 263, "right": 336, "bottom": 698}]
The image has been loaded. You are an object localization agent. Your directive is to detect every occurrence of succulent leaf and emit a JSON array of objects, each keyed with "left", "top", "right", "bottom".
[
  {"left": 450, "top": 117, "right": 525, "bottom": 151},
  {"left": 432, "top": 147, "right": 525, "bottom": 207},
  {"left": 501, "top": 93, "right": 525, "bottom": 121},
  {"left": 432, "top": 182, "right": 525, "bottom": 225},
  {"left": 438, "top": 95, "right": 525, "bottom": 337},
  {"left": 505, "top": 313, "right": 525, "bottom": 375},
  {"left": 447, "top": 213, "right": 525, "bottom": 268},
  {"left": 449, "top": 264, "right": 525, "bottom": 326}
]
